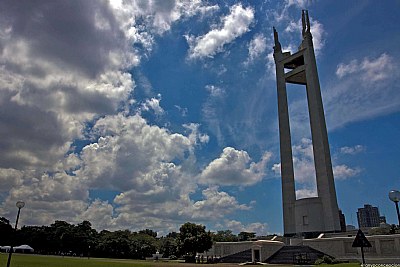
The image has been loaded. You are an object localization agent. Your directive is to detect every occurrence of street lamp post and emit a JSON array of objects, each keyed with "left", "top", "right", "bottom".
[
  {"left": 6, "top": 201, "right": 25, "bottom": 267},
  {"left": 389, "top": 190, "right": 400, "bottom": 227}
]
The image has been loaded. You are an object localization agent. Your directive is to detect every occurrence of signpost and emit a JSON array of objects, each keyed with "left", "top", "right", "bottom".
[{"left": 352, "top": 229, "right": 371, "bottom": 264}]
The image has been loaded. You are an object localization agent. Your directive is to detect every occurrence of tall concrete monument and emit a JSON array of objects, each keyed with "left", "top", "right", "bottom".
[{"left": 273, "top": 10, "right": 341, "bottom": 237}]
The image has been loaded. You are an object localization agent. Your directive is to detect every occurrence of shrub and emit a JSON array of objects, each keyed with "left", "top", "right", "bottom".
[{"left": 315, "top": 255, "right": 337, "bottom": 265}]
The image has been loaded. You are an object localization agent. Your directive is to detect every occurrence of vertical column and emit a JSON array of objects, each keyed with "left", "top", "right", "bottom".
[
  {"left": 274, "top": 28, "right": 296, "bottom": 236},
  {"left": 301, "top": 11, "right": 341, "bottom": 232}
]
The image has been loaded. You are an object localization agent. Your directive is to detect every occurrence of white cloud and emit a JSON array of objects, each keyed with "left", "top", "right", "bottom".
[
  {"left": 199, "top": 147, "right": 271, "bottom": 186},
  {"left": 333, "top": 165, "right": 361, "bottom": 180},
  {"left": 205, "top": 85, "right": 225, "bottom": 97},
  {"left": 189, "top": 186, "right": 251, "bottom": 219},
  {"left": 273, "top": 0, "right": 312, "bottom": 23},
  {"left": 187, "top": 4, "right": 254, "bottom": 59},
  {"left": 112, "top": 0, "right": 219, "bottom": 40},
  {"left": 0, "top": 168, "right": 24, "bottom": 193},
  {"left": 0, "top": 1, "right": 136, "bottom": 170},
  {"left": 174, "top": 105, "right": 188, "bottom": 117},
  {"left": 78, "top": 114, "right": 195, "bottom": 190},
  {"left": 183, "top": 123, "right": 210, "bottom": 145},
  {"left": 283, "top": 18, "right": 325, "bottom": 56},
  {"left": 286, "top": 0, "right": 312, "bottom": 8},
  {"left": 222, "top": 219, "right": 268, "bottom": 236},
  {"left": 79, "top": 199, "right": 116, "bottom": 231},
  {"left": 272, "top": 139, "right": 361, "bottom": 188},
  {"left": 0, "top": 170, "right": 89, "bottom": 227},
  {"left": 336, "top": 53, "right": 393, "bottom": 83},
  {"left": 326, "top": 53, "right": 400, "bottom": 129},
  {"left": 141, "top": 95, "right": 165, "bottom": 115},
  {"left": 340, "top": 145, "right": 365, "bottom": 155},
  {"left": 245, "top": 34, "right": 267, "bottom": 65},
  {"left": 296, "top": 188, "right": 317, "bottom": 199}
]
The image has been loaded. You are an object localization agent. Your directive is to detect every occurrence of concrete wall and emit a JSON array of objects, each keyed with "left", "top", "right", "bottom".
[
  {"left": 205, "top": 240, "right": 284, "bottom": 261},
  {"left": 303, "top": 234, "right": 400, "bottom": 263},
  {"left": 295, "top": 197, "right": 325, "bottom": 233},
  {"left": 205, "top": 241, "right": 253, "bottom": 258},
  {"left": 252, "top": 240, "right": 284, "bottom": 262}
]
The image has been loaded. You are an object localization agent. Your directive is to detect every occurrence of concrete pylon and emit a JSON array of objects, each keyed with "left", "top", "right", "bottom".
[{"left": 273, "top": 10, "right": 341, "bottom": 237}]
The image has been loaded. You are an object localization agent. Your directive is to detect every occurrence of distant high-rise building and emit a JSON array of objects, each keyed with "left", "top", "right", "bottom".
[{"left": 357, "top": 204, "right": 381, "bottom": 228}]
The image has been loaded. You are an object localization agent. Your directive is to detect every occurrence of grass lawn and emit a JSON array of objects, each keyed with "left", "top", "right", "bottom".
[
  {"left": 0, "top": 253, "right": 361, "bottom": 267},
  {"left": 0, "top": 254, "right": 164, "bottom": 267}
]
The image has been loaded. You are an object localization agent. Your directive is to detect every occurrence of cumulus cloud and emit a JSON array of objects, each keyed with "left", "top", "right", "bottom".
[
  {"left": 132, "top": 0, "right": 218, "bottom": 33},
  {"left": 272, "top": 139, "right": 361, "bottom": 196},
  {"left": 141, "top": 95, "right": 165, "bottom": 115},
  {"left": 333, "top": 165, "right": 361, "bottom": 180},
  {"left": 0, "top": 170, "right": 89, "bottom": 226},
  {"left": 189, "top": 186, "right": 251, "bottom": 219},
  {"left": 199, "top": 147, "right": 271, "bottom": 186},
  {"left": 0, "top": 0, "right": 136, "bottom": 170},
  {"left": 78, "top": 113, "right": 195, "bottom": 190},
  {"left": 187, "top": 4, "right": 254, "bottom": 59}
]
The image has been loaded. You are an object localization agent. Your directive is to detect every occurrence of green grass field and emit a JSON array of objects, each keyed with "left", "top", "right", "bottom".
[
  {"left": 0, "top": 253, "right": 361, "bottom": 267},
  {"left": 0, "top": 253, "right": 168, "bottom": 267}
]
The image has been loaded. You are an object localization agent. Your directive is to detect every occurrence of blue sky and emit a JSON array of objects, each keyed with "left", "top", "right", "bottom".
[{"left": 0, "top": 0, "right": 399, "bottom": 236}]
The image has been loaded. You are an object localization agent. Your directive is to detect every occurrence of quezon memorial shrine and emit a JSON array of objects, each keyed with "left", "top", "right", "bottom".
[{"left": 201, "top": 11, "right": 400, "bottom": 264}]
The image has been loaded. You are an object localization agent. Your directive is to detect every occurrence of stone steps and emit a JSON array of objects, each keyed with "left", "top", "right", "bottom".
[
  {"left": 265, "top": 245, "right": 331, "bottom": 264},
  {"left": 219, "top": 249, "right": 252, "bottom": 263}
]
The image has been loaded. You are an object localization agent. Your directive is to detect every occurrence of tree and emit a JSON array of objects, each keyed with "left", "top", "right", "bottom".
[
  {"left": 238, "top": 231, "right": 255, "bottom": 241},
  {"left": 131, "top": 232, "right": 158, "bottom": 259},
  {"left": 0, "top": 217, "right": 13, "bottom": 245},
  {"left": 177, "top": 222, "right": 213, "bottom": 261},
  {"left": 95, "top": 230, "right": 133, "bottom": 258},
  {"left": 212, "top": 230, "right": 238, "bottom": 242},
  {"left": 159, "top": 236, "right": 178, "bottom": 258},
  {"left": 138, "top": 229, "right": 157, "bottom": 238}
]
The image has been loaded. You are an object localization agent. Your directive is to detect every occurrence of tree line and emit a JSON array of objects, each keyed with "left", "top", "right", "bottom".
[{"left": 0, "top": 217, "right": 257, "bottom": 260}]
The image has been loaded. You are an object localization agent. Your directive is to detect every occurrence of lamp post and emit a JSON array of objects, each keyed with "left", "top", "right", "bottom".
[
  {"left": 389, "top": 190, "right": 400, "bottom": 227},
  {"left": 6, "top": 201, "right": 25, "bottom": 267}
]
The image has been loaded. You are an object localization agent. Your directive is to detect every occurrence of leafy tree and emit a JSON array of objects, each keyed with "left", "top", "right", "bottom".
[
  {"left": 131, "top": 232, "right": 158, "bottom": 259},
  {"left": 238, "top": 231, "right": 256, "bottom": 241},
  {"left": 138, "top": 229, "right": 157, "bottom": 238},
  {"left": 0, "top": 217, "right": 13, "bottom": 245},
  {"left": 212, "top": 230, "right": 238, "bottom": 242},
  {"left": 159, "top": 236, "right": 178, "bottom": 258},
  {"left": 95, "top": 230, "right": 133, "bottom": 258},
  {"left": 18, "top": 226, "right": 49, "bottom": 254},
  {"left": 74, "top": 221, "right": 98, "bottom": 255},
  {"left": 177, "top": 222, "right": 212, "bottom": 261},
  {"left": 166, "top": 231, "right": 179, "bottom": 239}
]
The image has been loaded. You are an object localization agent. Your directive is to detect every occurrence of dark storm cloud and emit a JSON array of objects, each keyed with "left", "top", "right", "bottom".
[
  {"left": 0, "top": 0, "right": 125, "bottom": 78},
  {"left": 0, "top": 0, "right": 134, "bottom": 170},
  {"left": 0, "top": 91, "right": 66, "bottom": 169}
]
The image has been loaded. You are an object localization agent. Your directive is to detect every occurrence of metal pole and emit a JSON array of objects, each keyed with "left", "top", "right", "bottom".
[
  {"left": 6, "top": 207, "right": 21, "bottom": 267},
  {"left": 361, "top": 246, "right": 365, "bottom": 265},
  {"left": 395, "top": 201, "right": 400, "bottom": 227}
]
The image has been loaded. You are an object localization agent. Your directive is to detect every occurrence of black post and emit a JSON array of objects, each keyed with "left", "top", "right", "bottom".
[
  {"left": 6, "top": 207, "right": 21, "bottom": 267},
  {"left": 361, "top": 246, "right": 365, "bottom": 265},
  {"left": 395, "top": 201, "right": 400, "bottom": 227}
]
